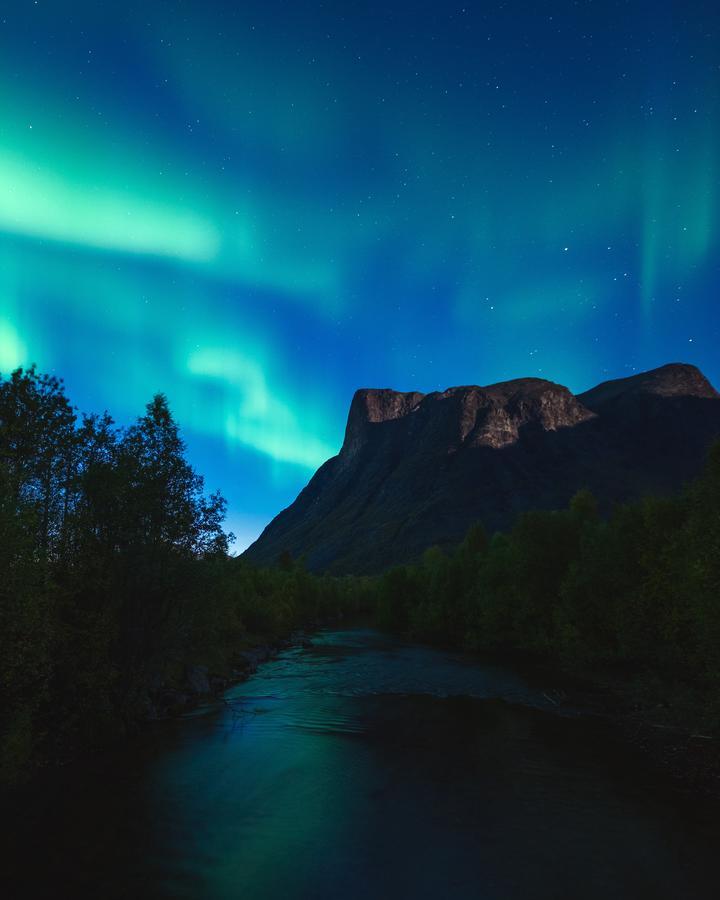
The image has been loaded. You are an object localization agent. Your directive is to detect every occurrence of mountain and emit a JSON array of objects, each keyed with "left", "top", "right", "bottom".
[{"left": 244, "top": 363, "right": 720, "bottom": 573}]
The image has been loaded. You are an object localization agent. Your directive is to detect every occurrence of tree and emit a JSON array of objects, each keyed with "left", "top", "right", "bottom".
[{"left": 0, "top": 366, "right": 77, "bottom": 557}]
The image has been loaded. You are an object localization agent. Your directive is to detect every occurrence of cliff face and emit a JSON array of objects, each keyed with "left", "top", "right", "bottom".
[{"left": 244, "top": 363, "right": 720, "bottom": 573}]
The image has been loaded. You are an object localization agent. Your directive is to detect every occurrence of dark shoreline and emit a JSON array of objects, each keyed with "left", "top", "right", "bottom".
[
  {"left": 89, "top": 624, "right": 720, "bottom": 801},
  {"left": 488, "top": 654, "right": 720, "bottom": 798},
  {"left": 2, "top": 620, "right": 333, "bottom": 791},
  {"left": 558, "top": 678, "right": 720, "bottom": 798},
  {"left": 10, "top": 621, "right": 720, "bottom": 800},
  {"left": 378, "top": 631, "right": 720, "bottom": 799},
  {"left": 146, "top": 626, "right": 320, "bottom": 721}
]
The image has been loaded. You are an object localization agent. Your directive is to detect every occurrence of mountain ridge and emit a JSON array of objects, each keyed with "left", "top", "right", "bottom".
[{"left": 244, "top": 363, "right": 720, "bottom": 573}]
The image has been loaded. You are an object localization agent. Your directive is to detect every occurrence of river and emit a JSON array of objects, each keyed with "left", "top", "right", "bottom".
[{"left": 4, "top": 628, "right": 720, "bottom": 898}]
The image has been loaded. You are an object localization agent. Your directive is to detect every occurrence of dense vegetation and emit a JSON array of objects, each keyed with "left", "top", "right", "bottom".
[
  {"left": 0, "top": 367, "right": 367, "bottom": 784},
  {"left": 375, "top": 447, "right": 720, "bottom": 728}
]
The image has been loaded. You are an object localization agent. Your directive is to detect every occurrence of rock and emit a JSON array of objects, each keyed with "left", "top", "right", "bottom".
[
  {"left": 185, "top": 664, "right": 210, "bottom": 695},
  {"left": 236, "top": 647, "right": 273, "bottom": 673},
  {"left": 243, "top": 363, "right": 720, "bottom": 573},
  {"left": 140, "top": 692, "right": 158, "bottom": 721},
  {"left": 159, "top": 690, "right": 190, "bottom": 716}
]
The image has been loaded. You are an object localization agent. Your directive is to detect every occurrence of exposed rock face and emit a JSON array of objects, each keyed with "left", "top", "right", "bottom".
[{"left": 244, "top": 363, "right": 720, "bottom": 574}]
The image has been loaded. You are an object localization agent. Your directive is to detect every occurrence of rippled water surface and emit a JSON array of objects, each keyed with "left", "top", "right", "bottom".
[{"left": 5, "top": 628, "right": 720, "bottom": 899}]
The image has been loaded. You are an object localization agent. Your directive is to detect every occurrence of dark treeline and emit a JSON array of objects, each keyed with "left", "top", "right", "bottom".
[
  {"left": 0, "top": 367, "right": 368, "bottom": 784},
  {"left": 375, "top": 447, "right": 720, "bottom": 729}
]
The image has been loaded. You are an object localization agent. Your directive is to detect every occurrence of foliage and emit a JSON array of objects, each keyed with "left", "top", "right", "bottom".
[
  {"left": 0, "top": 367, "right": 364, "bottom": 783},
  {"left": 373, "top": 446, "right": 720, "bottom": 729}
]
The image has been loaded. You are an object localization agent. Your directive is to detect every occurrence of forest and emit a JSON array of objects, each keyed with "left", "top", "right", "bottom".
[
  {"left": 376, "top": 451, "right": 720, "bottom": 730},
  {"left": 1, "top": 365, "right": 719, "bottom": 786}
]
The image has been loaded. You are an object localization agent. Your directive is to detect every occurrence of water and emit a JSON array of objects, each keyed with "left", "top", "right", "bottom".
[{"left": 4, "top": 628, "right": 720, "bottom": 899}]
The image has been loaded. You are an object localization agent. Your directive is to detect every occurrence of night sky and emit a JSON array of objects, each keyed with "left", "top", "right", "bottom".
[{"left": 1, "top": 1, "right": 718, "bottom": 547}]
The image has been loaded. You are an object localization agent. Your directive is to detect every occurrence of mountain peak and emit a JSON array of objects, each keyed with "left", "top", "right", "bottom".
[
  {"left": 343, "top": 388, "right": 424, "bottom": 454},
  {"left": 578, "top": 363, "right": 718, "bottom": 411}
]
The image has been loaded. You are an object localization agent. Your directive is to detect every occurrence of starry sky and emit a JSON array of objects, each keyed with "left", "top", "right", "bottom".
[{"left": 1, "top": 0, "right": 718, "bottom": 547}]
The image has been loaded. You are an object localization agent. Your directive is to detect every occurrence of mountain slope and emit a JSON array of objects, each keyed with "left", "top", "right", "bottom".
[{"left": 244, "top": 363, "right": 720, "bottom": 573}]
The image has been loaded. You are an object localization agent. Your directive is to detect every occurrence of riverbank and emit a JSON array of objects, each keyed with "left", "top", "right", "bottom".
[
  {"left": 365, "top": 629, "right": 720, "bottom": 797},
  {"left": 146, "top": 625, "right": 320, "bottom": 720},
  {"left": 569, "top": 681, "right": 720, "bottom": 797},
  {"left": 499, "top": 656, "right": 720, "bottom": 798},
  {"left": 4, "top": 626, "right": 719, "bottom": 900},
  {"left": 1, "top": 614, "right": 344, "bottom": 791},
  {"left": 160, "top": 622, "right": 720, "bottom": 798}
]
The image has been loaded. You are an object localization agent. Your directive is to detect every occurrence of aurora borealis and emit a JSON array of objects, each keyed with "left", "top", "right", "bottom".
[{"left": 1, "top": 1, "right": 718, "bottom": 546}]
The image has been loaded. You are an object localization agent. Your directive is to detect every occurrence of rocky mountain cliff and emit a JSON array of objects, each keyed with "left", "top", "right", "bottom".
[{"left": 244, "top": 363, "right": 720, "bottom": 573}]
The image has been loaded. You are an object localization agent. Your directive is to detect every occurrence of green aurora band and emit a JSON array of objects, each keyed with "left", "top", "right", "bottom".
[{"left": 0, "top": 0, "right": 718, "bottom": 545}]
